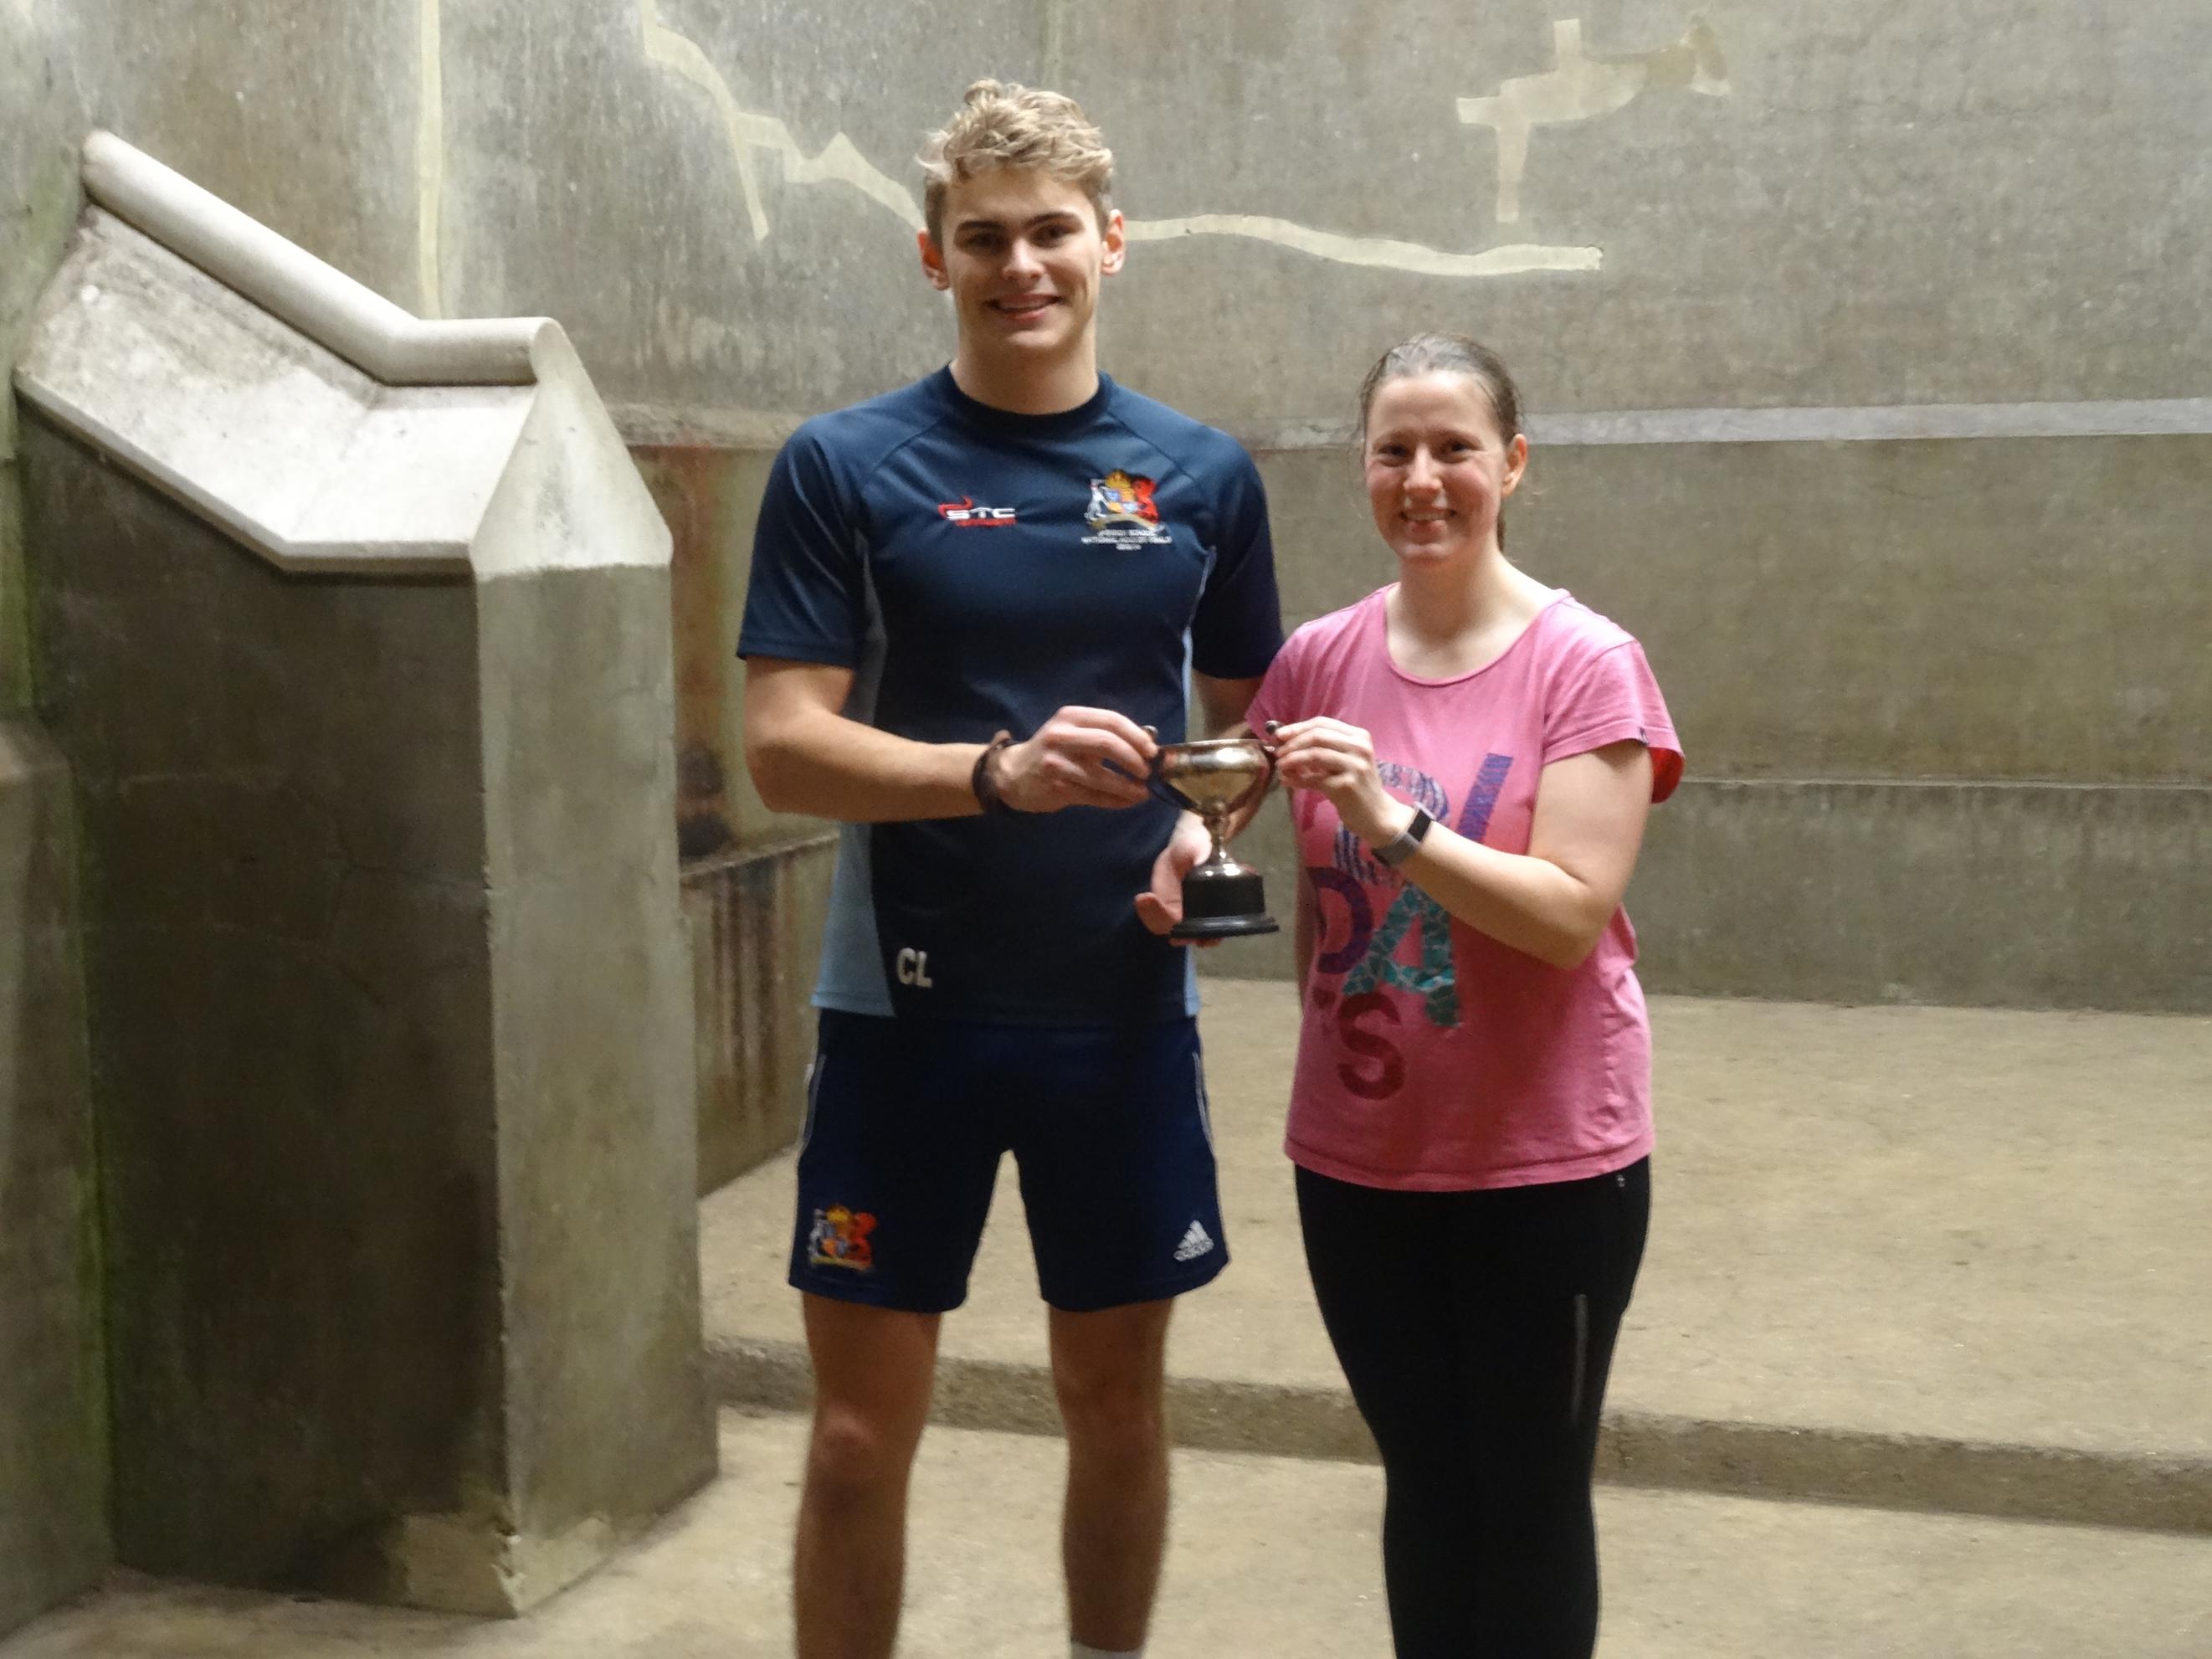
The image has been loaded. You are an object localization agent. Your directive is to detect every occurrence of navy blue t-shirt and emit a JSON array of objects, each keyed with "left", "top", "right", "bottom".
[{"left": 738, "top": 367, "right": 1283, "bottom": 1025}]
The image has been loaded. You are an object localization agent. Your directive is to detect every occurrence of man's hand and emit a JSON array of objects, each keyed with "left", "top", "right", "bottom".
[
  {"left": 1134, "top": 812, "right": 1217, "bottom": 944},
  {"left": 997, "top": 706, "right": 1159, "bottom": 813}
]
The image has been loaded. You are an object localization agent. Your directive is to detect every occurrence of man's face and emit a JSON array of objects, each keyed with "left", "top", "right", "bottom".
[{"left": 919, "top": 167, "right": 1125, "bottom": 367}]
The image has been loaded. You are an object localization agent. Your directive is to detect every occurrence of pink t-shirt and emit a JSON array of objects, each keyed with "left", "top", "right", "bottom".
[{"left": 1245, "top": 588, "right": 1683, "bottom": 1191}]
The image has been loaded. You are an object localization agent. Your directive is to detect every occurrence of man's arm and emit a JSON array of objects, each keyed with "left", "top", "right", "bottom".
[
  {"left": 744, "top": 659, "right": 982, "bottom": 821},
  {"left": 1191, "top": 670, "right": 1263, "bottom": 738},
  {"left": 744, "top": 656, "right": 1162, "bottom": 822}
]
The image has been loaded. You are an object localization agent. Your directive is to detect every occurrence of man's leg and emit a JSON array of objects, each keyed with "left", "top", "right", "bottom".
[
  {"left": 1010, "top": 1014, "right": 1221, "bottom": 1655},
  {"left": 1048, "top": 1297, "right": 1176, "bottom": 1656},
  {"left": 793, "top": 1294, "right": 942, "bottom": 1659},
  {"left": 788, "top": 1009, "right": 1000, "bottom": 1656}
]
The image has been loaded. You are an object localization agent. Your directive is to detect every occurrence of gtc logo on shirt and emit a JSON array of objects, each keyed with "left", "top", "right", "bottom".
[
  {"left": 1083, "top": 469, "right": 1173, "bottom": 547},
  {"left": 937, "top": 495, "right": 1019, "bottom": 526}
]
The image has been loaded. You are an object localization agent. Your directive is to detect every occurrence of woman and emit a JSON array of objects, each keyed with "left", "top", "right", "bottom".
[{"left": 1245, "top": 334, "right": 1682, "bottom": 1658}]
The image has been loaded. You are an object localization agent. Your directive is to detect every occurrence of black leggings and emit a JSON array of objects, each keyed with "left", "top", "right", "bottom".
[{"left": 1297, "top": 1159, "right": 1650, "bottom": 1659}]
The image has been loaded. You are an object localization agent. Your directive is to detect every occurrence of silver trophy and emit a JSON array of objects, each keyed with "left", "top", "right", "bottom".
[{"left": 1150, "top": 735, "right": 1279, "bottom": 940}]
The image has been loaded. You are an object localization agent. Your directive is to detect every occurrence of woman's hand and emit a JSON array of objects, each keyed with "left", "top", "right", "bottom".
[{"left": 1269, "top": 717, "right": 1415, "bottom": 848}]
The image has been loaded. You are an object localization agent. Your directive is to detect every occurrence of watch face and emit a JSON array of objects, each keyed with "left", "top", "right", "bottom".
[{"left": 1369, "top": 808, "right": 1432, "bottom": 867}]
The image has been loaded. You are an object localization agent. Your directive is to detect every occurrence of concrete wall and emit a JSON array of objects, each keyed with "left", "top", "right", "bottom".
[
  {"left": 4, "top": 0, "right": 2203, "bottom": 1021},
  {"left": 410, "top": 0, "right": 2212, "bottom": 419},
  {"left": 3, "top": 4, "right": 85, "bottom": 717},
  {"left": 477, "top": 553, "right": 716, "bottom": 1595},
  {"left": 23, "top": 412, "right": 516, "bottom": 1597},
  {"left": 22, "top": 390, "right": 715, "bottom": 1609},
  {"left": 0, "top": 723, "right": 105, "bottom": 1632},
  {"left": 586, "top": 0, "right": 2208, "bottom": 1014},
  {"left": 634, "top": 444, "right": 837, "bottom": 1177},
  {"left": 8, "top": 0, "right": 2209, "bottom": 638},
  {"left": 0, "top": 7, "right": 105, "bottom": 1631},
  {"left": 684, "top": 836, "right": 834, "bottom": 1192},
  {"left": 1207, "top": 429, "right": 2212, "bottom": 1008}
]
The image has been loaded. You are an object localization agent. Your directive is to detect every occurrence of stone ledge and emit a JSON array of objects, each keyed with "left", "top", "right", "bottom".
[
  {"left": 1208, "top": 777, "right": 2212, "bottom": 1011},
  {"left": 706, "top": 1334, "right": 2212, "bottom": 1538},
  {"left": 1633, "top": 776, "right": 2212, "bottom": 1010}
]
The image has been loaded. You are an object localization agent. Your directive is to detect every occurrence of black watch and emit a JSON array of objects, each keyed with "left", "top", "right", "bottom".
[{"left": 1368, "top": 807, "right": 1434, "bottom": 868}]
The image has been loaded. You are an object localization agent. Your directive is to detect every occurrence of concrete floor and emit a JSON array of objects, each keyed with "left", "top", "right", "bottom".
[
  {"left": 13, "top": 984, "right": 2211, "bottom": 1655},
  {"left": 703, "top": 983, "right": 2212, "bottom": 1527},
  {"left": 11, "top": 1410, "right": 2210, "bottom": 1658}
]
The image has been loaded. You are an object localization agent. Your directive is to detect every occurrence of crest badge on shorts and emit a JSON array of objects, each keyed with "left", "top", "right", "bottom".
[{"left": 808, "top": 1204, "right": 878, "bottom": 1271}]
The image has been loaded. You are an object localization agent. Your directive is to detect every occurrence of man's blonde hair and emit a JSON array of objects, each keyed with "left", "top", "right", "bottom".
[{"left": 919, "top": 80, "right": 1115, "bottom": 244}]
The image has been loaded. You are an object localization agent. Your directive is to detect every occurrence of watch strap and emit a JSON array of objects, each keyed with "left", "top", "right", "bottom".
[
  {"left": 1370, "top": 806, "right": 1434, "bottom": 868},
  {"left": 970, "top": 731, "right": 1017, "bottom": 815}
]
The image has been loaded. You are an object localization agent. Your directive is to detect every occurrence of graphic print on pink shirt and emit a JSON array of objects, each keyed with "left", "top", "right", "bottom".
[
  {"left": 1246, "top": 588, "right": 1682, "bottom": 1191},
  {"left": 1306, "top": 752, "right": 1511, "bottom": 1040}
]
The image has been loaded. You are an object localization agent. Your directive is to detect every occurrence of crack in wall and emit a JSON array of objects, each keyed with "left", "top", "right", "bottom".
[
  {"left": 637, "top": 0, "right": 1599, "bottom": 277},
  {"left": 1122, "top": 214, "right": 1599, "bottom": 277},
  {"left": 639, "top": 0, "right": 923, "bottom": 241},
  {"left": 1458, "top": 14, "right": 1731, "bottom": 224},
  {"left": 1040, "top": 0, "right": 1068, "bottom": 93}
]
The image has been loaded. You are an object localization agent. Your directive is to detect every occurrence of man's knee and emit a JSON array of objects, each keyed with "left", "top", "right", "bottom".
[
  {"left": 805, "top": 1402, "right": 925, "bottom": 1505},
  {"left": 1050, "top": 1301, "right": 1172, "bottom": 1454},
  {"left": 1053, "top": 1362, "right": 1166, "bottom": 1456}
]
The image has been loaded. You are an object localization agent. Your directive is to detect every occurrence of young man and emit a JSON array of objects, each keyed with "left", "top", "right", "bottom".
[{"left": 737, "top": 80, "right": 1282, "bottom": 1659}]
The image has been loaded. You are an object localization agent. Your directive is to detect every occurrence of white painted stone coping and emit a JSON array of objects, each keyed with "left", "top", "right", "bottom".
[
  {"left": 13, "top": 133, "right": 668, "bottom": 580},
  {"left": 81, "top": 130, "right": 550, "bottom": 388}
]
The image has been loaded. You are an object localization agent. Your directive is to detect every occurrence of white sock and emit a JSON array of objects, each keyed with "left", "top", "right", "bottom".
[{"left": 1070, "top": 1644, "right": 1142, "bottom": 1659}]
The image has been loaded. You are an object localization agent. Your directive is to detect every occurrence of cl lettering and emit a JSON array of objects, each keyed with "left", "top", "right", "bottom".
[{"left": 896, "top": 948, "right": 934, "bottom": 989}]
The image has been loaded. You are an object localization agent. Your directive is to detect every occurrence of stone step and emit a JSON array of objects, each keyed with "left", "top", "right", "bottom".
[
  {"left": 702, "top": 982, "right": 2212, "bottom": 1535},
  {"left": 705, "top": 1333, "right": 2212, "bottom": 1537},
  {"left": 9, "top": 1411, "right": 2209, "bottom": 1657}
]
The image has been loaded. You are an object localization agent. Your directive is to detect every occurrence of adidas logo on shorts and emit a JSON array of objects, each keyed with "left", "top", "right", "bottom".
[{"left": 1173, "top": 1220, "right": 1215, "bottom": 1263}]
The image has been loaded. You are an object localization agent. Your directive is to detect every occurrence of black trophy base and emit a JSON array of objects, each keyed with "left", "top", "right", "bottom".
[
  {"left": 1171, "top": 912, "right": 1280, "bottom": 940},
  {"left": 1170, "top": 864, "right": 1278, "bottom": 942}
]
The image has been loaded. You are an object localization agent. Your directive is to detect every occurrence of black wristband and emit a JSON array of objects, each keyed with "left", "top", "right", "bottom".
[{"left": 970, "top": 731, "right": 1016, "bottom": 815}]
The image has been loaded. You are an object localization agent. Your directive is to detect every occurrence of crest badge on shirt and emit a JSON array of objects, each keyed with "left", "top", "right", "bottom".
[{"left": 1082, "top": 468, "right": 1174, "bottom": 547}]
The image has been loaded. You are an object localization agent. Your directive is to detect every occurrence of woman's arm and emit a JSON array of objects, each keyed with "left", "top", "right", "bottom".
[{"left": 1272, "top": 717, "right": 1653, "bottom": 971}]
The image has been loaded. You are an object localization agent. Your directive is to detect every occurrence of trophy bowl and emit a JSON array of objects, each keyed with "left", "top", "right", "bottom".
[{"left": 1151, "top": 735, "right": 1279, "bottom": 940}]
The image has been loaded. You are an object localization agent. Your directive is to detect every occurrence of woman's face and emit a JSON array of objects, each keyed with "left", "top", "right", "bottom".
[{"left": 1362, "top": 371, "right": 1528, "bottom": 569}]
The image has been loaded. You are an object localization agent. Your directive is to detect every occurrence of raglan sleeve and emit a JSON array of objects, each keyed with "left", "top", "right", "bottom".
[
  {"left": 1544, "top": 636, "right": 1686, "bottom": 804},
  {"left": 1188, "top": 445, "right": 1286, "bottom": 682},
  {"left": 736, "top": 425, "right": 867, "bottom": 668}
]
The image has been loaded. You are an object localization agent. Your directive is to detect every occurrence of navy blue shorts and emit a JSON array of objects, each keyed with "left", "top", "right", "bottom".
[{"left": 789, "top": 1010, "right": 1229, "bottom": 1314}]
